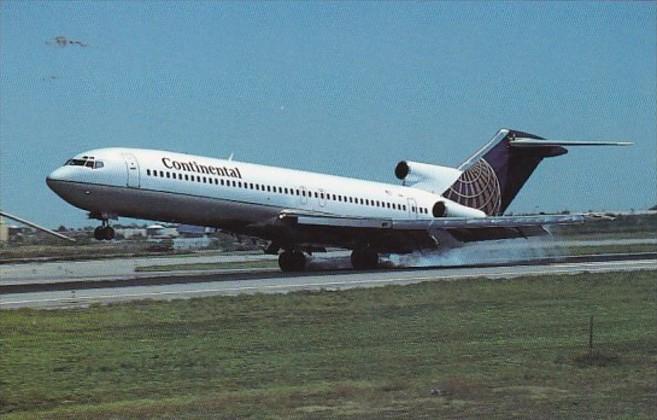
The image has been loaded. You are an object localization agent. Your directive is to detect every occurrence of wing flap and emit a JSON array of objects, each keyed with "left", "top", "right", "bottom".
[
  {"left": 280, "top": 210, "right": 594, "bottom": 231},
  {"left": 280, "top": 211, "right": 394, "bottom": 230},
  {"left": 391, "top": 214, "right": 590, "bottom": 230}
]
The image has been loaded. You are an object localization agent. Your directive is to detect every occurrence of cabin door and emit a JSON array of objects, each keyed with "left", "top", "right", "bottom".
[
  {"left": 318, "top": 188, "right": 326, "bottom": 207},
  {"left": 407, "top": 197, "right": 418, "bottom": 219},
  {"left": 123, "top": 153, "right": 140, "bottom": 188},
  {"left": 299, "top": 186, "right": 309, "bottom": 207}
]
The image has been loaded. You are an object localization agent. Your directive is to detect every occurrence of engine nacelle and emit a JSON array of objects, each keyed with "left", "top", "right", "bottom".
[
  {"left": 432, "top": 199, "right": 486, "bottom": 218},
  {"left": 395, "top": 160, "right": 462, "bottom": 193}
]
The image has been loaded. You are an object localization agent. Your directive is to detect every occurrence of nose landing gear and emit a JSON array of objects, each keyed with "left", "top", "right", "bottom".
[{"left": 93, "top": 221, "right": 115, "bottom": 241}]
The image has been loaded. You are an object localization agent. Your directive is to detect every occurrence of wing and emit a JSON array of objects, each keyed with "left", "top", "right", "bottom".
[
  {"left": 0, "top": 210, "right": 76, "bottom": 242},
  {"left": 276, "top": 210, "right": 605, "bottom": 252}
]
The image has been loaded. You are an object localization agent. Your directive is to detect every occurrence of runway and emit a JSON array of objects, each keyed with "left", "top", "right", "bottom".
[{"left": 1, "top": 253, "right": 655, "bottom": 309}]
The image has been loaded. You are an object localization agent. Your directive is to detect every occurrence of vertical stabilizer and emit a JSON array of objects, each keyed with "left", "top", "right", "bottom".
[{"left": 443, "top": 129, "right": 567, "bottom": 216}]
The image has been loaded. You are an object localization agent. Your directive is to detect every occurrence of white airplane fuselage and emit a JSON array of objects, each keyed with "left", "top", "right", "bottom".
[{"left": 46, "top": 147, "right": 452, "bottom": 233}]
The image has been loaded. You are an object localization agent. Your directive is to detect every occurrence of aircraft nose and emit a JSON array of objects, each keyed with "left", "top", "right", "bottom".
[{"left": 46, "top": 167, "right": 67, "bottom": 191}]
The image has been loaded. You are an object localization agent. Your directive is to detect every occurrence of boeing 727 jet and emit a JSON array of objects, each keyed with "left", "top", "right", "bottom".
[{"left": 44, "top": 129, "right": 630, "bottom": 271}]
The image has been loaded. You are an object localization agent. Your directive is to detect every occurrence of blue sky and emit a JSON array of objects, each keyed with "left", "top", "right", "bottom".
[{"left": 1, "top": 1, "right": 655, "bottom": 228}]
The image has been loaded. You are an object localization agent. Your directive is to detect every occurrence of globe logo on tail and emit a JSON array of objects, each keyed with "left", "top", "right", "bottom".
[{"left": 444, "top": 159, "right": 501, "bottom": 216}]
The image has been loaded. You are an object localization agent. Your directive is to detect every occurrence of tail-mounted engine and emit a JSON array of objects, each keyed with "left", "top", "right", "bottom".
[
  {"left": 394, "top": 160, "right": 462, "bottom": 193},
  {"left": 432, "top": 199, "right": 486, "bottom": 218}
]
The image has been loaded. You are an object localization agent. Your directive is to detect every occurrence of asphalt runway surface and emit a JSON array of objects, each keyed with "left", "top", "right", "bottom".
[{"left": 1, "top": 252, "right": 655, "bottom": 309}]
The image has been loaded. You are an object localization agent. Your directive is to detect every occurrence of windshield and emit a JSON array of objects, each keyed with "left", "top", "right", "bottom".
[{"left": 64, "top": 156, "right": 104, "bottom": 169}]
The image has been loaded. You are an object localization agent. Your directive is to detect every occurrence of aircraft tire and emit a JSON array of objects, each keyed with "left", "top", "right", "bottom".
[
  {"left": 93, "top": 226, "right": 105, "bottom": 241},
  {"left": 278, "top": 251, "right": 306, "bottom": 272},
  {"left": 104, "top": 226, "right": 115, "bottom": 240}
]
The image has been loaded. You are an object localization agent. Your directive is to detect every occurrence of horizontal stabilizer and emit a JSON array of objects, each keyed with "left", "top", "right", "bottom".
[{"left": 510, "top": 138, "right": 633, "bottom": 148}]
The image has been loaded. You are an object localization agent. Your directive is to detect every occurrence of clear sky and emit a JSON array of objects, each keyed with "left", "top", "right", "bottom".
[{"left": 1, "top": 1, "right": 655, "bottom": 228}]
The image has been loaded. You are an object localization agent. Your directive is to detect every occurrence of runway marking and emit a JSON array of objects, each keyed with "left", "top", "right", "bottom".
[{"left": 2, "top": 260, "right": 655, "bottom": 308}]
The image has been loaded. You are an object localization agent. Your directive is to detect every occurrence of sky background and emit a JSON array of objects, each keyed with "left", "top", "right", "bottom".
[{"left": 1, "top": 1, "right": 655, "bottom": 228}]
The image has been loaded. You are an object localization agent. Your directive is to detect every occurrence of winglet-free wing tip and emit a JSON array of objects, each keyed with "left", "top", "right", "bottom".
[{"left": 0, "top": 210, "right": 76, "bottom": 242}]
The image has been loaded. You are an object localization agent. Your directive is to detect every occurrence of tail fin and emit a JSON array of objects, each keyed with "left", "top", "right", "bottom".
[{"left": 443, "top": 129, "right": 630, "bottom": 216}]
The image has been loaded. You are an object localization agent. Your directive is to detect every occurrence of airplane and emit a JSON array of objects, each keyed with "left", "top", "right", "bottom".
[{"left": 43, "top": 128, "right": 630, "bottom": 271}]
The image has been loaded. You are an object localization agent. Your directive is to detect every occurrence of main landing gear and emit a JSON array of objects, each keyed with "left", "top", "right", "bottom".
[
  {"left": 93, "top": 221, "right": 115, "bottom": 241},
  {"left": 350, "top": 248, "right": 379, "bottom": 270},
  {"left": 278, "top": 250, "right": 306, "bottom": 272}
]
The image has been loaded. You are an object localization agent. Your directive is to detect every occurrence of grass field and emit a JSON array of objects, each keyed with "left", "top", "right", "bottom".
[{"left": 1, "top": 271, "right": 655, "bottom": 418}]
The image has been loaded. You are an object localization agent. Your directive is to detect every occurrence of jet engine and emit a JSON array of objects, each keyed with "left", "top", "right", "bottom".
[
  {"left": 432, "top": 199, "right": 487, "bottom": 218},
  {"left": 395, "top": 160, "right": 461, "bottom": 181},
  {"left": 394, "top": 160, "right": 462, "bottom": 193}
]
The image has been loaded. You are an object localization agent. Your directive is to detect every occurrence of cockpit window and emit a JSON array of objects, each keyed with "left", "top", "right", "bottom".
[
  {"left": 65, "top": 156, "right": 104, "bottom": 169},
  {"left": 66, "top": 159, "right": 87, "bottom": 166}
]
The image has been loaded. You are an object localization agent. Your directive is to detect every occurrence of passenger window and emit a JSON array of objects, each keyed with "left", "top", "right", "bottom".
[
  {"left": 320, "top": 193, "right": 324, "bottom": 199},
  {"left": 296, "top": 189, "right": 300, "bottom": 195},
  {"left": 146, "top": 169, "right": 151, "bottom": 176},
  {"left": 166, "top": 172, "right": 171, "bottom": 178}
]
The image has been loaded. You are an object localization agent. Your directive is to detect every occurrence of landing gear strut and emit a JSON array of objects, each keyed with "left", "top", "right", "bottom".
[
  {"left": 351, "top": 248, "right": 379, "bottom": 270},
  {"left": 278, "top": 250, "right": 306, "bottom": 272},
  {"left": 93, "top": 221, "right": 115, "bottom": 241}
]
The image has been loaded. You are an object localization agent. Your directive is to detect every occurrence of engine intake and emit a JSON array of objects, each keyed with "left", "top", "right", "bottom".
[
  {"left": 432, "top": 199, "right": 487, "bottom": 218},
  {"left": 394, "top": 161, "right": 410, "bottom": 180},
  {"left": 432, "top": 201, "right": 447, "bottom": 217}
]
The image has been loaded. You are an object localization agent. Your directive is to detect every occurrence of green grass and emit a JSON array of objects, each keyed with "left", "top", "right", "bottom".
[
  {"left": 135, "top": 259, "right": 278, "bottom": 272},
  {"left": 566, "top": 243, "right": 656, "bottom": 256},
  {"left": 1, "top": 271, "right": 655, "bottom": 418}
]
